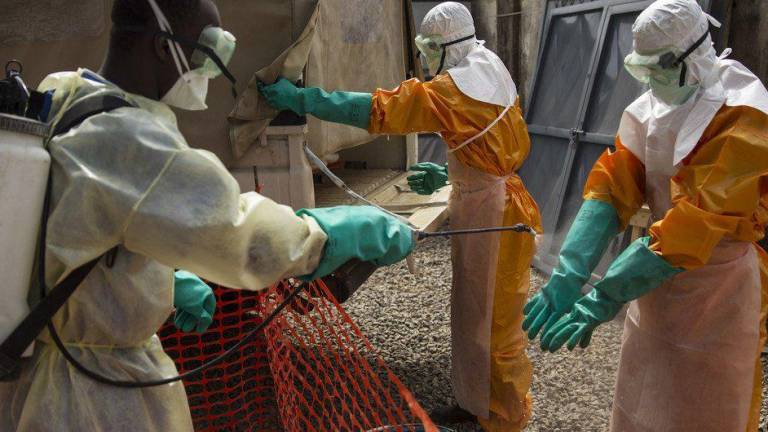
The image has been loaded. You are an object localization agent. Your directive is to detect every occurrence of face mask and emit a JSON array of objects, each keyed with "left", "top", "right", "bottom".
[
  {"left": 161, "top": 70, "right": 210, "bottom": 110},
  {"left": 415, "top": 34, "right": 444, "bottom": 76},
  {"left": 648, "top": 66, "right": 699, "bottom": 105},
  {"left": 159, "top": 27, "right": 237, "bottom": 111},
  {"left": 123, "top": 0, "right": 237, "bottom": 110}
]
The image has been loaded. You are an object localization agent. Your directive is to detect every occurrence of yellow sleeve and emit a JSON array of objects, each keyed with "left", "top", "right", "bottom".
[
  {"left": 648, "top": 105, "right": 768, "bottom": 269},
  {"left": 583, "top": 138, "right": 646, "bottom": 230},
  {"left": 368, "top": 76, "right": 461, "bottom": 135}
]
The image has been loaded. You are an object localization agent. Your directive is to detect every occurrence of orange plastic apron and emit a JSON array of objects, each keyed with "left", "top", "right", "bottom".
[
  {"left": 447, "top": 153, "right": 508, "bottom": 417},
  {"left": 610, "top": 176, "right": 762, "bottom": 431}
]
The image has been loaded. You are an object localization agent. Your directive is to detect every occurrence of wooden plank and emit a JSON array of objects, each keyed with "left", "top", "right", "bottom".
[
  {"left": 314, "top": 169, "right": 451, "bottom": 232},
  {"left": 727, "top": 0, "right": 768, "bottom": 84},
  {"left": 408, "top": 187, "right": 452, "bottom": 232}
]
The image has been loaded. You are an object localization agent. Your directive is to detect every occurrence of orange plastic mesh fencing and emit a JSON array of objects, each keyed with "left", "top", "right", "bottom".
[
  {"left": 160, "top": 281, "right": 440, "bottom": 432},
  {"left": 159, "top": 286, "right": 282, "bottom": 431}
]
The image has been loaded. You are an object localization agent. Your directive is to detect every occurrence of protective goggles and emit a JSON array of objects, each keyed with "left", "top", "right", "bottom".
[
  {"left": 117, "top": 25, "right": 238, "bottom": 97},
  {"left": 415, "top": 32, "right": 476, "bottom": 75},
  {"left": 624, "top": 30, "right": 709, "bottom": 87}
]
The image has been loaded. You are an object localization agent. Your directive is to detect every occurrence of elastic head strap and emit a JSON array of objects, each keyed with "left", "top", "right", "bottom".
[
  {"left": 674, "top": 31, "right": 710, "bottom": 67},
  {"left": 655, "top": 30, "right": 709, "bottom": 87},
  {"left": 435, "top": 34, "right": 476, "bottom": 75}
]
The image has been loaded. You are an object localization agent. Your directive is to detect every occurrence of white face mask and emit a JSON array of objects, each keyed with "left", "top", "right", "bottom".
[
  {"left": 145, "top": 0, "right": 237, "bottom": 111},
  {"left": 161, "top": 70, "right": 210, "bottom": 111}
]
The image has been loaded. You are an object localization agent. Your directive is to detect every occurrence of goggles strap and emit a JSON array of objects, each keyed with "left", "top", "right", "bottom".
[
  {"left": 679, "top": 62, "right": 688, "bottom": 87},
  {"left": 435, "top": 34, "right": 476, "bottom": 75},
  {"left": 674, "top": 31, "right": 710, "bottom": 67},
  {"left": 669, "top": 30, "right": 709, "bottom": 88}
]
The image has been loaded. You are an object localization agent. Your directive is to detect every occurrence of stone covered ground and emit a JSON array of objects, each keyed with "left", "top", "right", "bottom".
[{"left": 344, "top": 235, "right": 768, "bottom": 432}]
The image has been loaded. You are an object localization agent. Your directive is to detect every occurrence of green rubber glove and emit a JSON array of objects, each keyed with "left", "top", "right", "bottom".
[
  {"left": 540, "top": 237, "right": 683, "bottom": 352},
  {"left": 523, "top": 200, "right": 619, "bottom": 340},
  {"left": 173, "top": 270, "right": 216, "bottom": 334},
  {"left": 407, "top": 163, "right": 448, "bottom": 195},
  {"left": 297, "top": 206, "right": 415, "bottom": 281},
  {"left": 258, "top": 78, "right": 373, "bottom": 129}
]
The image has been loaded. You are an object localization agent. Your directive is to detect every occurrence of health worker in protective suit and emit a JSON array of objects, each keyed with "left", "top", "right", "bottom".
[
  {"left": 259, "top": 2, "right": 541, "bottom": 431},
  {"left": 0, "top": 1, "right": 414, "bottom": 431},
  {"left": 523, "top": 1, "right": 768, "bottom": 431}
]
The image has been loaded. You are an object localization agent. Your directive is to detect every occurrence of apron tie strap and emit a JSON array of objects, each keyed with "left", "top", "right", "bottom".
[{"left": 448, "top": 104, "right": 512, "bottom": 154}]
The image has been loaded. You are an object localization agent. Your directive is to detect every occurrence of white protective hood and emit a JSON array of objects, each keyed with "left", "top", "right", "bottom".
[
  {"left": 619, "top": 0, "right": 768, "bottom": 166},
  {"left": 620, "top": 58, "right": 768, "bottom": 167},
  {"left": 420, "top": 2, "right": 516, "bottom": 108},
  {"left": 447, "top": 42, "right": 517, "bottom": 108}
]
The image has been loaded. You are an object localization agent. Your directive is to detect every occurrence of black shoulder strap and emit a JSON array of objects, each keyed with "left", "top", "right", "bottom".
[
  {"left": 52, "top": 94, "right": 134, "bottom": 136},
  {"left": 0, "top": 94, "right": 135, "bottom": 380}
]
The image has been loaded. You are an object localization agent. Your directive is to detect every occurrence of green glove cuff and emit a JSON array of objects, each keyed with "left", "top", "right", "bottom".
[
  {"left": 593, "top": 236, "right": 683, "bottom": 306},
  {"left": 300, "top": 87, "right": 373, "bottom": 130},
  {"left": 544, "top": 200, "right": 620, "bottom": 311}
]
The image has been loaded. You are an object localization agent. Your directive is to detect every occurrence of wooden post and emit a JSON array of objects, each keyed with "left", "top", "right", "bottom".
[
  {"left": 473, "top": 0, "right": 498, "bottom": 52},
  {"left": 497, "top": 0, "right": 522, "bottom": 84},
  {"left": 724, "top": 0, "right": 768, "bottom": 84}
]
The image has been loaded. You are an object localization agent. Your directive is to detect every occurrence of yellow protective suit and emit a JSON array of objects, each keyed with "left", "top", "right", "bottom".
[
  {"left": 370, "top": 74, "right": 541, "bottom": 431},
  {"left": 584, "top": 104, "right": 768, "bottom": 431},
  {"left": 0, "top": 70, "right": 327, "bottom": 432}
]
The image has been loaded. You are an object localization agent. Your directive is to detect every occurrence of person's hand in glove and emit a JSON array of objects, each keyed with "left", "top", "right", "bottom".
[
  {"left": 540, "top": 237, "right": 682, "bottom": 352},
  {"left": 297, "top": 206, "right": 415, "bottom": 280},
  {"left": 258, "top": 78, "right": 372, "bottom": 129},
  {"left": 407, "top": 163, "right": 448, "bottom": 195},
  {"left": 258, "top": 78, "right": 302, "bottom": 113},
  {"left": 173, "top": 270, "right": 216, "bottom": 334},
  {"left": 523, "top": 200, "right": 619, "bottom": 340}
]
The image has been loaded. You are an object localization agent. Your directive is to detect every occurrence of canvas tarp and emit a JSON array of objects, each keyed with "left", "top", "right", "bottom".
[
  {"left": 0, "top": 0, "right": 408, "bottom": 165},
  {"left": 228, "top": 5, "right": 320, "bottom": 160},
  {"left": 0, "top": 0, "right": 110, "bottom": 90},
  {"left": 230, "top": 0, "right": 409, "bottom": 160}
]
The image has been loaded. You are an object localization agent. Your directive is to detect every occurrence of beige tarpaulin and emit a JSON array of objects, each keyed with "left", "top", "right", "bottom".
[
  {"left": 229, "top": 0, "right": 408, "bottom": 160},
  {"left": 0, "top": 0, "right": 407, "bottom": 163},
  {"left": 228, "top": 5, "right": 321, "bottom": 159},
  {"left": 0, "top": 0, "right": 109, "bottom": 88},
  {"left": 172, "top": 0, "right": 319, "bottom": 166},
  {"left": 305, "top": 0, "right": 407, "bottom": 158}
]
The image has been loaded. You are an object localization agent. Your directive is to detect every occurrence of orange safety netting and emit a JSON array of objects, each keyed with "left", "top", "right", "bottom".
[
  {"left": 158, "top": 286, "right": 281, "bottom": 431},
  {"left": 159, "top": 280, "right": 439, "bottom": 432}
]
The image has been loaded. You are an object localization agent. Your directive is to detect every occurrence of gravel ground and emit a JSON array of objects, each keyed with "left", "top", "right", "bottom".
[{"left": 345, "top": 235, "right": 768, "bottom": 431}]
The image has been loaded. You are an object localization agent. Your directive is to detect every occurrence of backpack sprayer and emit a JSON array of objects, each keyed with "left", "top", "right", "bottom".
[{"left": 0, "top": 61, "right": 52, "bottom": 368}]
